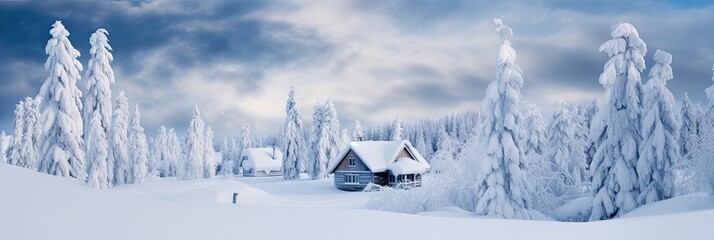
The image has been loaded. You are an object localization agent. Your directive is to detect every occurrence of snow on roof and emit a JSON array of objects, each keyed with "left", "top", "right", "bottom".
[
  {"left": 241, "top": 148, "right": 283, "bottom": 171},
  {"left": 388, "top": 157, "right": 428, "bottom": 175},
  {"left": 328, "top": 140, "right": 430, "bottom": 174}
]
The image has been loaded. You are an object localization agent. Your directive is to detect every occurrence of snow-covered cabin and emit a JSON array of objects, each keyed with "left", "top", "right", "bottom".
[
  {"left": 239, "top": 147, "right": 283, "bottom": 177},
  {"left": 328, "top": 140, "right": 430, "bottom": 191}
]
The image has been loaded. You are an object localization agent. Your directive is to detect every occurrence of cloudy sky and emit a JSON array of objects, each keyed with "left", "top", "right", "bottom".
[{"left": 1, "top": 0, "right": 713, "bottom": 140}]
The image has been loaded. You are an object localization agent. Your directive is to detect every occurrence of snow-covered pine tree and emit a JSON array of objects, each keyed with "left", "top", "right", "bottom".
[
  {"left": 154, "top": 126, "right": 171, "bottom": 177},
  {"left": 27, "top": 97, "right": 42, "bottom": 169},
  {"left": 181, "top": 105, "right": 205, "bottom": 180},
  {"left": 391, "top": 114, "right": 403, "bottom": 141},
  {"left": 219, "top": 137, "right": 234, "bottom": 176},
  {"left": 352, "top": 119, "right": 365, "bottom": 141},
  {"left": 37, "top": 21, "right": 86, "bottom": 180},
  {"left": 702, "top": 65, "right": 714, "bottom": 142},
  {"left": 10, "top": 97, "right": 42, "bottom": 170},
  {"left": 547, "top": 100, "right": 578, "bottom": 186},
  {"left": 637, "top": 50, "right": 678, "bottom": 205},
  {"left": 165, "top": 128, "right": 181, "bottom": 177},
  {"left": 8, "top": 100, "right": 25, "bottom": 166},
  {"left": 583, "top": 99, "right": 600, "bottom": 170},
  {"left": 590, "top": 22, "right": 647, "bottom": 221},
  {"left": 110, "top": 91, "right": 130, "bottom": 185},
  {"left": 430, "top": 127, "right": 461, "bottom": 174},
  {"left": 203, "top": 126, "right": 216, "bottom": 178},
  {"left": 86, "top": 111, "right": 110, "bottom": 189},
  {"left": 239, "top": 122, "right": 252, "bottom": 165},
  {"left": 308, "top": 100, "right": 329, "bottom": 179},
  {"left": 471, "top": 18, "right": 531, "bottom": 219},
  {"left": 520, "top": 102, "right": 547, "bottom": 158},
  {"left": 282, "top": 86, "right": 303, "bottom": 180},
  {"left": 0, "top": 131, "right": 8, "bottom": 163},
  {"left": 129, "top": 105, "right": 149, "bottom": 184},
  {"left": 570, "top": 104, "right": 589, "bottom": 184},
  {"left": 322, "top": 98, "right": 342, "bottom": 171},
  {"left": 229, "top": 137, "right": 239, "bottom": 174},
  {"left": 147, "top": 137, "right": 159, "bottom": 177},
  {"left": 340, "top": 129, "right": 350, "bottom": 150},
  {"left": 83, "top": 28, "right": 114, "bottom": 145},
  {"left": 680, "top": 93, "right": 700, "bottom": 158}
]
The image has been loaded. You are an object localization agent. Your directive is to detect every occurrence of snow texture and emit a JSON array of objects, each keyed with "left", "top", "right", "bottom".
[{"left": 37, "top": 21, "right": 86, "bottom": 180}]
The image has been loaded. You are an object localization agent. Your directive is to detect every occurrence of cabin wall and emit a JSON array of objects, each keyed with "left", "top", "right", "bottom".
[
  {"left": 334, "top": 172, "right": 373, "bottom": 191},
  {"left": 397, "top": 148, "right": 413, "bottom": 160},
  {"left": 334, "top": 150, "right": 370, "bottom": 172}
]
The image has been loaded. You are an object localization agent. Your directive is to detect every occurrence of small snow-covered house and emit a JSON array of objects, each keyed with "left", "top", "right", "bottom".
[
  {"left": 328, "top": 140, "right": 430, "bottom": 191},
  {"left": 239, "top": 147, "right": 283, "bottom": 177}
]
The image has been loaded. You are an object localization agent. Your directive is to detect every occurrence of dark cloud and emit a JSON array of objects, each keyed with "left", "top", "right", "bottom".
[{"left": 1, "top": 0, "right": 713, "bottom": 140}]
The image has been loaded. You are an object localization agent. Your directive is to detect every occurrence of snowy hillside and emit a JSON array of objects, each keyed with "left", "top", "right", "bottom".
[{"left": 1, "top": 163, "right": 712, "bottom": 240}]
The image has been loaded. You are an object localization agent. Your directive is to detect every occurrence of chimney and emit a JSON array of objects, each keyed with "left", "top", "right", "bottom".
[{"left": 272, "top": 146, "right": 276, "bottom": 159}]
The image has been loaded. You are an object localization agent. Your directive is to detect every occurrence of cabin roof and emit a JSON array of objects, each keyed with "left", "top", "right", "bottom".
[
  {"left": 241, "top": 148, "right": 283, "bottom": 170},
  {"left": 328, "top": 140, "right": 430, "bottom": 174},
  {"left": 388, "top": 157, "right": 428, "bottom": 175}
]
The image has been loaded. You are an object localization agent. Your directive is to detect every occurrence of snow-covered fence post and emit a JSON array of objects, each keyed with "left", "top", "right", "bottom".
[{"left": 233, "top": 192, "right": 239, "bottom": 204}]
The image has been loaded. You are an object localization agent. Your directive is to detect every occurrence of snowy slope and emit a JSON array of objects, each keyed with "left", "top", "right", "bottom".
[{"left": 1, "top": 163, "right": 713, "bottom": 240}]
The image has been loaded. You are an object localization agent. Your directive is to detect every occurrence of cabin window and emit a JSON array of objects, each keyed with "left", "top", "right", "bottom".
[
  {"left": 389, "top": 174, "right": 395, "bottom": 183},
  {"left": 348, "top": 158, "right": 356, "bottom": 167},
  {"left": 345, "top": 174, "right": 359, "bottom": 184}
]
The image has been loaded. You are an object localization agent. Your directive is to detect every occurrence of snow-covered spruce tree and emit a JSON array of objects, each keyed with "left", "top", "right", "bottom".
[
  {"left": 584, "top": 99, "right": 601, "bottom": 170},
  {"left": 547, "top": 100, "right": 577, "bottom": 186},
  {"left": 282, "top": 87, "right": 303, "bottom": 180},
  {"left": 129, "top": 105, "right": 150, "bottom": 184},
  {"left": 637, "top": 49, "right": 678, "bottom": 205},
  {"left": 37, "top": 21, "right": 86, "bottom": 180},
  {"left": 352, "top": 119, "right": 365, "bottom": 141},
  {"left": 9, "top": 97, "right": 42, "bottom": 170},
  {"left": 154, "top": 126, "right": 171, "bottom": 177},
  {"left": 27, "top": 97, "right": 42, "bottom": 168},
  {"left": 110, "top": 91, "right": 130, "bottom": 185},
  {"left": 219, "top": 137, "right": 234, "bottom": 176},
  {"left": 680, "top": 93, "right": 700, "bottom": 158},
  {"left": 165, "top": 128, "right": 181, "bottom": 177},
  {"left": 430, "top": 127, "right": 461, "bottom": 174},
  {"left": 85, "top": 111, "right": 110, "bottom": 189},
  {"left": 322, "top": 98, "right": 342, "bottom": 165},
  {"left": 229, "top": 137, "right": 239, "bottom": 174},
  {"left": 391, "top": 114, "right": 403, "bottom": 141},
  {"left": 181, "top": 105, "right": 205, "bottom": 180},
  {"left": 238, "top": 122, "right": 252, "bottom": 164},
  {"left": 203, "top": 126, "right": 216, "bottom": 178},
  {"left": 83, "top": 28, "right": 114, "bottom": 145},
  {"left": 702, "top": 65, "right": 714, "bottom": 142},
  {"left": 340, "top": 129, "right": 350, "bottom": 150},
  {"left": 520, "top": 102, "right": 547, "bottom": 158},
  {"left": 570, "top": 104, "right": 589, "bottom": 184},
  {"left": 308, "top": 101, "right": 329, "bottom": 179},
  {"left": 8, "top": 100, "right": 25, "bottom": 166},
  {"left": 470, "top": 18, "right": 531, "bottom": 219},
  {"left": 590, "top": 22, "right": 647, "bottom": 221},
  {"left": 0, "top": 131, "right": 7, "bottom": 163}
]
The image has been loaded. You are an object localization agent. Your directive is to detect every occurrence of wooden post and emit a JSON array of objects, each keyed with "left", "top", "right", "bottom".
[{"left": 232, "top": 192, "right": 239, "bottom": 204}]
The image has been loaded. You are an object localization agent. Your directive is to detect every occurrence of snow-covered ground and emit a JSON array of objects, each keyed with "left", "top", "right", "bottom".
[{"left": 1, "top": 163, "right": 712, "bottom": 240}]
